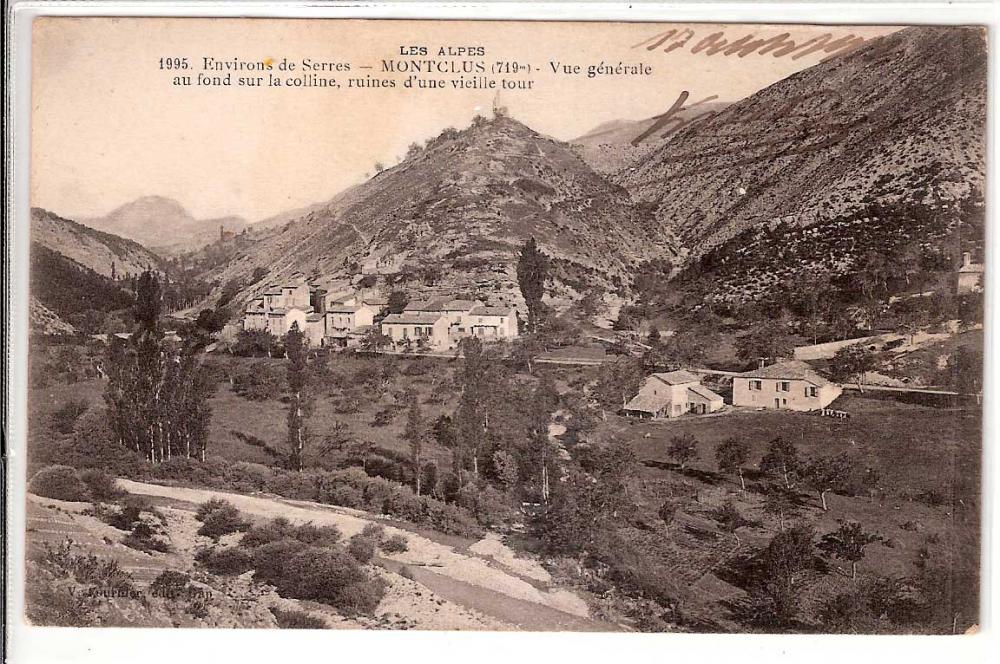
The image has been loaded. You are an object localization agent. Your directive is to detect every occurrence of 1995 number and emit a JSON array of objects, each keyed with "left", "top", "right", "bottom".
[{"left": 159, "top": 57, "right": 190, "bottom": 70}]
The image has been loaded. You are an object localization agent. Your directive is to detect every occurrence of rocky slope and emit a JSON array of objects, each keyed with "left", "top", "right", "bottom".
[
  {"left": 617, "top": 26, "right": 986, "bottom": 259},
  {"left": 201, "top": 114, "right": 677, "bottom": 310},
  {"left": 570, "top": 101, "right": 729, "bottom": 176},
  {"left": 32, "top": 207, "right": 163, "bottom": 279},
  {"left": 84, "top": 196, "right": 249, "bottom": 256}
]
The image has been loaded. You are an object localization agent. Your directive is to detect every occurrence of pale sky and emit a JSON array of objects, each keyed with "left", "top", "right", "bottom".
[{"left": 31, "top": 18, "right": 900, "bottom": 222}]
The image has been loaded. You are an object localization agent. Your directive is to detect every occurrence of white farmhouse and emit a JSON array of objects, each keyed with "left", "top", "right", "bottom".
[
  {"left": 732, "top": 360, "right": 842, "bottom": 411},
  {"left": 623, "top": 370, "right": 724, "bottom": 419}
]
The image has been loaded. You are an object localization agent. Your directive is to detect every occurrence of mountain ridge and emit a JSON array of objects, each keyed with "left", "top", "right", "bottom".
[
  {"left": 616, "top": 26, "right": 986, "bottom": 260},
  {"left": 198, "top": 113, "right": 678, "bottom": 312}
]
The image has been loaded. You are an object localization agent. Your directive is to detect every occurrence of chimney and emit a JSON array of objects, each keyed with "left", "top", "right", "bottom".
[
  {"left": 962, "top": 251, "right": 972, "bottom": 268},
  {"left": 758, "top": 358, "right": 766, "bottom": 369}
]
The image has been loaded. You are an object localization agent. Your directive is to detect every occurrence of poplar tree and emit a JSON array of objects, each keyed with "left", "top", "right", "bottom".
[
  {"left": 455, "top": 337, "right": 488, "bottom": 478},
  {"left": 403, "top": 395, "right": 425, "bottom": 495},
  {"left": 104, "top": 270, "right": 214, "bottom": 463},
  {"left": 285, "top": 322, "right": 309, "bottom": 471},
  {"left": 516, "top": 237, "right": 549, "bottom": 333}
]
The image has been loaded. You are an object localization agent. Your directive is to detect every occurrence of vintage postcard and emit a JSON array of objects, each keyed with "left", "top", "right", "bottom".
[{"left": 13, "top": 14, "right": 987, "bottom": 638}]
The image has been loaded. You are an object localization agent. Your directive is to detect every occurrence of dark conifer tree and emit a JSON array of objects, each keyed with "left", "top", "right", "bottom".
[{"left": 516, "top": 237, "right": 549, "bottom": 333}]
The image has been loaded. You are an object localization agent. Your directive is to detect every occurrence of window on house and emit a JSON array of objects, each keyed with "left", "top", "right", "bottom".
[
  {"left": 777, "top": 381, "right": 790, "bottom": 392},
  {"left": 806, "top": 386, "right": 818, "bottom": 398},
  {"left": 750, "top": 380, "right": 762, "bottom": 391}
]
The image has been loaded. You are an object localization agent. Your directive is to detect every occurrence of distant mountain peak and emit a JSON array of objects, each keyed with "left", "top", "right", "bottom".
[{"left": 85, "top": 195, "right": 248, "bottom": 255}]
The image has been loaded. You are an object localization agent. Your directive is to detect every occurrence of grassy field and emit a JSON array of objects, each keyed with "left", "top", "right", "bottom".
[
  {"left": 26, "top": 346, "right": 982, "bottom": 632},
  {"left": 594, "top": 394, "right": 980, "bottom": 502},
  {"left": 578, "top": 393, "right": 982, "bottom": 630}
]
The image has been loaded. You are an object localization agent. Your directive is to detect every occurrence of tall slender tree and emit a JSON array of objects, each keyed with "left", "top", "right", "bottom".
[
  {"left": 404, "top": 395, "right": 425, "bottom": 495},
  {"left": 455, "top": 337, "right": 488, "bottom": 478},
  {"left": 285, "top": 322, "right": 310, "bottom": 471},
  {"left": 104, "top": 270, "right": 214, "bottom": 463},
  {"left": 516, "top": 237, "right": 549, "bottom": 333}
]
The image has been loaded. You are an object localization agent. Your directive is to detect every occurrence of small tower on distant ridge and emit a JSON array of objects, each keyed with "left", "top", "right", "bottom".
[{"left": 492, "top": 91, "right": 508, "bottom": 117}]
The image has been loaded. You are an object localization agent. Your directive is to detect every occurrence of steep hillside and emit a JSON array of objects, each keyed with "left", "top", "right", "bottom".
[
  {"left": 570, "top": 101, "right": 729, "bottom": 175},
  {"left": 85, "top": 196, "right": 249, "bottom": 255},
  {"left": 203, "top": 114, "right": 677, "bottom": 310},
  {"left": 29, "top": 243, "right": 137, "bottom": 327},
  {"left": 29, "top": 297, "right": 76, "bottom": 335},
  {"left": 31, "top": 207, "right": 163, "bottom": 278},
  {"left": 618, "top": 26, "right": 986, "bottom": 258}
]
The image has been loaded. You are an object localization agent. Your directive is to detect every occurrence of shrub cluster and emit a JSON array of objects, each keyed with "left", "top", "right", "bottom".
[
  {"left": 149, "top": 570, "right": 191, "bottom": 597},
  {"left": 195, "top": 499, "right": 251, "bottom": 540},
  {"left": 29, "top": 465, "right": 91, "bottom": 501},
  {"left": 79, "top": 469, "right": 123, "bottom": 502},
  {"left": 145, "top": 459, "right": 482, "bottom": 538},
  {"left": 194, "top": 546, "right": 254, "bottom": 575},
  {"left": 232, "top": 516, "right": 385, "bottom": 615},
  {"left": 34, "top": 540, "right": 135, "bottom": 594},
  {"left": 270, "top": 606, "right": 327, "bottom": 629},
  {"left": 380, "top": 534, "right": 409, "bottom": 554}
]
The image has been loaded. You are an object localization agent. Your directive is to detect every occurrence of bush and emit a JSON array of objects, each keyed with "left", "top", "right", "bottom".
[
  {"left": 38, "top": 409, "right": 145, "bottom": 477},
  {"left": 291, "top": 522, "right": 342, "bottom": 547},
  {"left": 270, "top": 606, "right": 327, "bottom": 629},
  {"left": 323, "top": 484, "right": 364, "bottom": 509},
  {"left": 195, "top": 498, "right": 232, "bottom": 522},
  {"left": 34, "top": 540, "right": 134, "bottom": 592},
  {"left": 380, "top": 534, "right": 409, "bottom": 554},
  {"left": 196, "top": 546, "right": 254, "bottom": 575},
  {"left": 348, "top": 535, "right": 376, "bottom": 563},
  {"left": 29, "top": 465, "right": 90, "bottom": 501},
  {"left": 360, "top": 522, "right": 386, "bottom": 544},
  {"left": 278, "top": 546, "right": 386, "bottom": 615},
  {"left": 240, "top": 517, "right": 295, "bottom": 549},
  {"left": 79, "top": 469, "right": 122, "bottom": 502},
  {"left": 239, "top": 518, "right": 340, "bottom": 549},
  {"left": 150, "top": 570, "right": 190, "bottom": 598},
  {"left": 122, "top": 519, "right": 170, "bottom": 553},
  {"left": 51, "top": 399, "right": 90, "bottom": 435},
  {"left": 251, "top": 538, "right": 311, "bottom": 586},
  {"left": 196, "top": 501, "right": 251, "bottom": 540},
  {"left": 101, "top": 495, "right": 159, "bottom": 531}
]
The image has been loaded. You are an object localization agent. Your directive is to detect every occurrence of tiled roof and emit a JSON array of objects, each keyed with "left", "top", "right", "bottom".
[
  {"left": 404, "top": 299, "right": 449, "bottom": 312},
  {"left": 382, "top": 313, "right": 445, "bottom": 325},
  {"left": 959, "top": 263, "right": 985, "bottom": 274},
  {"left": 327, "top": 305, "right": 362, "bottom": 313},
  {"left": 470, "top": 306, "right": 516, "bottom": 316},
  {"left": 305, "top": 314, "right": 323, "bottom": 322},
  {"left": 739, "top": 360, "right": 832, "bottom": 385},
  {"left": 441, "top": 299, "right": 480, "bottom": 311},
  {"left": 651, "top": 370, "right": 700, "bottom": 386},
  {"left": 624, "top": 392, "right": 671, "bottom": 414},
  {"left": 688, "top": 383, "right": 724, "bottom": 403}
]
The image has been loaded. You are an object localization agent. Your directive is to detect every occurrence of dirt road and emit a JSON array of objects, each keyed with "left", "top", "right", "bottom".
[{"left": 117, "top": 479, "right": 616, "bottom": 632}]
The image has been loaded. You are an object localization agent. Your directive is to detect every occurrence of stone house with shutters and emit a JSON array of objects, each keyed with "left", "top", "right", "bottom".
[
  {"left": 380, "top": 312, "right": 451, "bottom": 350},
  {"left": 623, "top": 370, "right": 725, "bottom": 419},
  {"left": 465, "top": 305, "right": 519, "bottom": 340},
  {"left": 732, "top": 360, "right": 841, "bottom": 411}
]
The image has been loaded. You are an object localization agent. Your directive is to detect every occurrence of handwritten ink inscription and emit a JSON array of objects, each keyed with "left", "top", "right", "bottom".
[{"left": 631, "top": 28, "right": 867, "bottom": 62}]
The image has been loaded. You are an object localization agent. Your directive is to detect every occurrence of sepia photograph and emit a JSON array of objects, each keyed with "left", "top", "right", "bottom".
[{"left": 9, "top": 11, "right": 990, "bottom": 642}]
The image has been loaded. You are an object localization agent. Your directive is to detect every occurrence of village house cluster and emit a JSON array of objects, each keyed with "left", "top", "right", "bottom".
[
  {"left": 242, "top": 276, "right": 519, "bottom": 350},
  {"left": 623, "top": 360, "right": 843, "bottom": 420}
]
